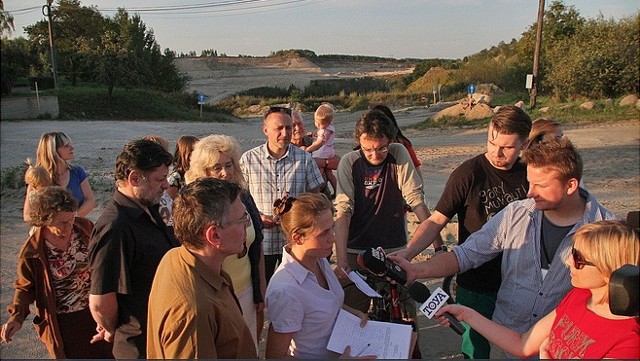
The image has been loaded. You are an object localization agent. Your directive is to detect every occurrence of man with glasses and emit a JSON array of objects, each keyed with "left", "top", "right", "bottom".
[
  {"left": 89, "top": 139, "right": 179, "bottom": 358},
  {"left": 240, "top": 106, "right": 324, "bottom": 283},
  {"left": 390, "top": 138, "right": 618, "bottom": 358},
  {"left": 147, "top": 178, "right": 257, "bottom": 359},
  {"left": 334, "top": 108, "right": 432, "bottom": 334},
  {"left": 393, "top": 105, "right": 532, "bottom": 358}
]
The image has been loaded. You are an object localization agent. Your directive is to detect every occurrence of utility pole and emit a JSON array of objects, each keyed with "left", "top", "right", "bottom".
[
  {"left": 530, "top": 0, "right": 545, "bottom": 109},
  {"left": 43, "top": 0, "right": 58, "bottom": 90}
]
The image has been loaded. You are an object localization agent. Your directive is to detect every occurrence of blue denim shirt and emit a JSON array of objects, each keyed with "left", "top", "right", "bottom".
[{"left": 453, "top": 189, "right": 619, "bottom": 333}]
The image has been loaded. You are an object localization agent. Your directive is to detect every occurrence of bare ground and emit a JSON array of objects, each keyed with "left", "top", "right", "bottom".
[{"left": 1, "top": 111, "right": 638, "bottom": 359}]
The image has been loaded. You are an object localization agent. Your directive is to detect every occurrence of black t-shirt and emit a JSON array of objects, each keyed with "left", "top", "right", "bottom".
[
  {"left": 435, "top": 154, "right": 528, "bottom": 292},
  {"left": 89, "top": 190, "right": 179, "bottom": 358}
]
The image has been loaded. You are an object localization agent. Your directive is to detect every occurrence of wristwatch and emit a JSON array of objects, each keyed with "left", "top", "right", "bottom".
[{"left": 434, "top": 245, "right": 448, "bottom": 253}]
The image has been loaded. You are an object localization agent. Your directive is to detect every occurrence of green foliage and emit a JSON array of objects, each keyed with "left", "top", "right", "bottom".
[
  {"left": 0, "top": 163, "right": 27, "bottom": 191},
  {"left": 21, "top": 1, "right": 187, "bottom": 96},
  {"left": 56, "top": 85, "right": 230, "bottom": 121},
  {"left": 270, "top": 49, "right": 317, "bottom": 58},
  {"left": 403, "top": 58, "right": 460, "bottom": 86},
  {"left": 545, "top": 14, "right": 639, "bottom": 99},
  {"left": 304, "top": 78, "right": 389, "bottom": 97},
  {"left": 1, "top": 37, "right": 39, "bottom": 94}
]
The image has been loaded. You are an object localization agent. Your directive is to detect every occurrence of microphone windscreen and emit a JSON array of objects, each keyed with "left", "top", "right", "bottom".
[
  {"left": 408, "top": 282, "right": 431, "bottom": 303},
  {"left": 356, "top": 250, "right": 367, "bottom": 270}
]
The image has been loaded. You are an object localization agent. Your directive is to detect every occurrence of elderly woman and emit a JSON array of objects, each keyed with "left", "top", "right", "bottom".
[
  {"left": 1, "top": 187, "right": 112, "bottom": 359},
  {"left": 184, "top": 134, "right": 266, "bottom": 348},
  {"left": 23, "top": 132, "right": 96, "bottom": 222}
]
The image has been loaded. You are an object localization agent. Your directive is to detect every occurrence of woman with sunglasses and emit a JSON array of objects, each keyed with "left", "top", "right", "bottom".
[
  {"left": 434, "top": 220, "right": 639, "bottom": 359},
  {"left": 2, "top": 187, "right": 112, "bottom": 358},
  {"left": 184, "top": 134, "right": 266, "bottom": 349},
  {"left": 265, "top": 193, "right": 373, "bottom": 359}
]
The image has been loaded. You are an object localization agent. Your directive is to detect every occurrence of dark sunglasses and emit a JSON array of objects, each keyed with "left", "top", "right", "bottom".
[
  {"left": 571, "top": 247, "right": 595, "bottom": 270},
  {"left": 265, "top": 106, "right": 292, "bottom": 118}
]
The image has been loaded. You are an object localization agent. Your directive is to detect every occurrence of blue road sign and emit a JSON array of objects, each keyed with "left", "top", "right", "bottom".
[
  {"left": 468, "top": 84, "right": 475, "bottom": 94},
  {"left": 197, "top": 94, "right": 206, "bottom": 104}
]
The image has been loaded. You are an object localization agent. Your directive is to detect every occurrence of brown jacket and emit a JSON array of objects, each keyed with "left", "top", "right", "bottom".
[{"left": 6, "top": 217, "right": 94, "bottom": 358}]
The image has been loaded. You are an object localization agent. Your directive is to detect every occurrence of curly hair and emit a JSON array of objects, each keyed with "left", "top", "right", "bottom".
[
  {"left": 184, "top": 134, "right": 245, "bottom": 187},
  {"left": 29, "top": 186, "right": 78, "bottom": 227},
  {"left": 114, "top": 139, "right": 173, "bottom": 186}
]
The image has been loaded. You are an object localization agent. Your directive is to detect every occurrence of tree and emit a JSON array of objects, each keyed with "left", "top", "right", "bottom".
[
  {"left": 545, "top": 14, "right": 639, "bottom": 99},
  {"left": 1, "top": 37, "right": 37, "bottom": 94},
  {"left": 514, "top": 0, "right": 585, "bottom": 92}
]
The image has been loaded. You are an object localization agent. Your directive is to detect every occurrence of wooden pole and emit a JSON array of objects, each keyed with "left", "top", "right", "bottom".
[{"left": 530, "top": 0, "right": 545, "bottom": 109}]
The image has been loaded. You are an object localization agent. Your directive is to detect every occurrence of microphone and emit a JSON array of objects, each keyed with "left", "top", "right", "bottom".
[
  {"left": 408, "top": 282, "right": 465, "bottom": 335},
  {"left": 357, "top": 247, "right": 407, "bottom": 285},
  {"left": 609, "top": 264, "right": 639, "bottom": 316}
]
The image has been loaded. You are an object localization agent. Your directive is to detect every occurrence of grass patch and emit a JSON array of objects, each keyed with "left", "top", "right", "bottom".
[
  {"left": 1, "top": 164, "right": 28, "bottom": 193},
  {"left": 56, "top": 86, "right": 233, "bottom": 121}
]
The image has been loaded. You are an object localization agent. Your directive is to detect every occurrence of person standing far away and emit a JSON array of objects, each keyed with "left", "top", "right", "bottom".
[
  {"left": 393, "top": 105, "right": 532, "bottom": 359},
  {"left": 24, "top": 131, "right": 96, "bottom": 222},
  {"left": 88, "top": 138, "right": 178, "bottom": 359},
  {"left": 389, "top": 137, "right": 620, "bottom": 359},
  {"left": 240, "top": 106, "right": 325, "bottom": 283},
  {"left": 146, "top": 178, "right": 258, "bottom": 359}
]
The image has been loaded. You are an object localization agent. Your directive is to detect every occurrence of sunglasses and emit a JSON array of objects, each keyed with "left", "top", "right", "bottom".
[
  {"left": 571, "top": 247, "right": 595, "bottom": 270},
  {"left": 265, "top": 106, "right": 292, "bottom": 118}
]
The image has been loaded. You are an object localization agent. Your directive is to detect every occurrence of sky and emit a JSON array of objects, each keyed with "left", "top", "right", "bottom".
[{"left": 5, "top": 0, "right": 639, "bottom": 59}]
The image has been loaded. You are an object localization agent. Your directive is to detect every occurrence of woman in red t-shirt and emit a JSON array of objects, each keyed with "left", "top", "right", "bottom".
[{"left": 434, "top": 220, "right": 639, "bottom": 359}]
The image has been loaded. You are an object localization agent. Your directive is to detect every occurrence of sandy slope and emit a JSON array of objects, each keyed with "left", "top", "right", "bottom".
[{"left": 0, "top": 111, "right": 638, "bottom": 359}]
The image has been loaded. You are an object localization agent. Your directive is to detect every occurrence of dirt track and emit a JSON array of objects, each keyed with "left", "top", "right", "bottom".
[{"left": 1, "top": 111, "right": 638, "bottom": 359}]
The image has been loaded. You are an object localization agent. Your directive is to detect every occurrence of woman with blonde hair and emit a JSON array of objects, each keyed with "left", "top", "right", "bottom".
[
  {"left": 435, "top": 220, "right": 639, "bottom": 359},
  {"left": 185, "top": 134, "right": 266, "bottom": 347},
  {"left": 23, "top": 132, "right": 96, "bottom": 221},
  {"left": 265, "top": 193, "right": 371, "bottom": 359}
]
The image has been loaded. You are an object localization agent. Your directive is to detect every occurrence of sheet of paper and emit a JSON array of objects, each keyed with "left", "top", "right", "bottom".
[
  {"left": 346, "top": 270, "right": 382, "bottom": 298},
  {"left": 327, "top": 309, "right": 413, "bottom": 359}
]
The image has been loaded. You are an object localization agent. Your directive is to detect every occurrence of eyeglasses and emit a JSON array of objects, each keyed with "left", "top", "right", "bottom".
[
  {"left": 223, "top": 210, "right": 251, "bottom": 228},
  {"left": 265, "top": 106, "right": 292, "bottom": 118},
  {"left": 571, "top": 247, "right": 595, "bottom": 270},
  {"left": 361, "top": 144, "right": 389, "bottom": 154}
]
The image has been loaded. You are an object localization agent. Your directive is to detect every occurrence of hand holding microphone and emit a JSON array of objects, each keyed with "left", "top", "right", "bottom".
[
  {"left": 408, "top": 282, "right": 465, "bottom": 335},
  {"left": 357, "top": 247, "right": 408, "bottom": 285}
]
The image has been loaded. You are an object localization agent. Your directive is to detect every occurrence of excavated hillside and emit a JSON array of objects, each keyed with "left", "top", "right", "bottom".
[{"left": 174, "top": 55, "right": 414, "bottom": 103}]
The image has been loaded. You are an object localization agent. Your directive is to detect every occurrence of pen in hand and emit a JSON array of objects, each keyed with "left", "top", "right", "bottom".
[{"left": 355, "top": 343, "right": 372, "bottom": 357}]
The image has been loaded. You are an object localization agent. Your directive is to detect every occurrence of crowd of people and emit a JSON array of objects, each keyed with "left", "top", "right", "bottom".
[{"left": 1, "top": 105, "right": 638, "bottom": 359}]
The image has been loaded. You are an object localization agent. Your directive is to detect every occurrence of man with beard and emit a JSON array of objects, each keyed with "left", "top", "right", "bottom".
[
  {"left": 390, "top": 137, "right": 619, "bottom": 358},
  {"left": 240, "top": 107, "right": 324, "bottom": 283},
  {"left": 88, "top": 139, "right": 178, "bottom": 358},
  {"left": 393, "top": 105, "right": 531, "bottom": 358}
]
